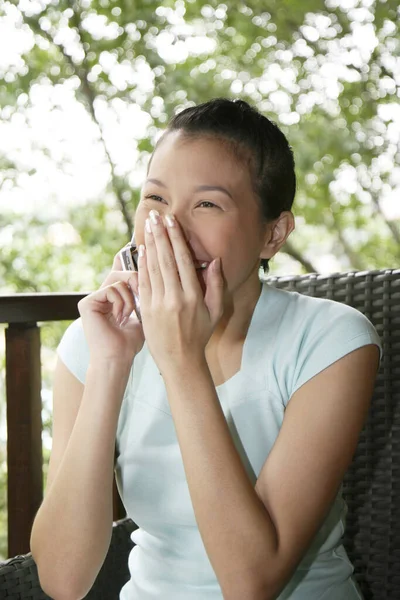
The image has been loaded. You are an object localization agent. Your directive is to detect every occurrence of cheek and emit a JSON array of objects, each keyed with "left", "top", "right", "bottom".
[
  {"left": 133, "top": 208, "right": 148, "bottom": 245},
  {"left": 221, "top": 227, "right": 261, "bottom": 271},
  {"left": 220, "top": 224, "right": 248, "bottom": 257}
]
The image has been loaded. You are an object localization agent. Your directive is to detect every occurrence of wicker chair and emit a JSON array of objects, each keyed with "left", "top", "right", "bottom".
[
  {"left": 0, "top": 269, "right": 399, "bottom": 600},
  {"left": 0, "top": 518, "right": 138, "bottom": 599}
]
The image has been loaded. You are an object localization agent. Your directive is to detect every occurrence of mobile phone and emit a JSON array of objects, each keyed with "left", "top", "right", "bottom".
[{"left": 119, "top": 232, "right": 142, "bottom": 323}]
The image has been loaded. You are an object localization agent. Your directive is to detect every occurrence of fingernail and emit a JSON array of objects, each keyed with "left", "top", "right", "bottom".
[
  {"left": 149, "top": 209, "right": 160, "bottom": 224},
  {"left": 213, "top": 257, "right": 221, "bottom": 273},
  {"left": 145, "top": 218, "right": 152, "bottom": 233},
  {"left": 139, "top": 244, "right": 145, "bottom": 257},
  {"left": 165, "top": 214, "right": 175, "bottom": 227},
  {"left": 120, "top": 315, "right": 129, "bottom": 328},
  {"left": 133, "top": 293, "right": 140, "bottom": 310}
]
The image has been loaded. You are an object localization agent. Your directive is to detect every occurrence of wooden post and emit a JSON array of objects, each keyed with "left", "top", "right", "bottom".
[{"left": 6, "top": 323, "right": 43, "bottom": 557}]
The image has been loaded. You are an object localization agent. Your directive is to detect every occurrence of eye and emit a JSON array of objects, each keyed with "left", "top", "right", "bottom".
[
  {"left": 198, "top": 201, "right": 218, "bottom": 209},
  {"left": 145, "top": 194, "right": 165, "bottom": 203}
]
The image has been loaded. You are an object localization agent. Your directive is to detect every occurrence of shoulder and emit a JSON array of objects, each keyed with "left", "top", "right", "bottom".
[
  {"left": 57, "top": 317, "right": 87, "bottom": 350},
  {"left": 262, "top": 283, "right": 377, "bottom": 338},
  {"left": 258, "top": 283, "right": 382, "bottom": 399},
  {"left": 56, "top": 318, "right": 89, "bottom": 384}
]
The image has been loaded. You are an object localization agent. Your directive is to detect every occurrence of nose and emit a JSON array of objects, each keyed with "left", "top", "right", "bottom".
[
  {"left": 164, "top": 210, "right": 196, "bottom": 258},
  {"left": 164, "top": 209, "right": 189, "bottom": 242}
]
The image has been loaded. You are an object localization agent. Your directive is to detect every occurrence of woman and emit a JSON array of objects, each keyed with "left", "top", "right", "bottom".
[{"left": 30, "top": 98, "right": 381, "bottom": 600}]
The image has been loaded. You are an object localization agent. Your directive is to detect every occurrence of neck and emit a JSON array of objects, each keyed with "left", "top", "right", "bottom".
[{"left": 207, "top": 276, "right": 263, "bottom": 349}]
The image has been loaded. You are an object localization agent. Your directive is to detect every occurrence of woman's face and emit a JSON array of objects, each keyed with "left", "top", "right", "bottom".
[{"left": 134, "top": 130, "right": 269, "bottom": 296}]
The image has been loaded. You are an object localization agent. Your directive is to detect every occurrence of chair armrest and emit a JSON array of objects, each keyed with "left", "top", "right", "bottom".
[
  {"left": 0, "top": 518, "right": 138, "bottom": 600},
  {"left": 0, "top": 553, "right": 51, "bottom": 599}
]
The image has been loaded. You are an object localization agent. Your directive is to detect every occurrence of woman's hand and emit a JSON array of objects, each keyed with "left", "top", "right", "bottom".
[
  {"left": 78, "top": 253, "right": 145, "bottom": 364},
  {"left": 137, "top": 210, "right": 224, "bottom": 375}
]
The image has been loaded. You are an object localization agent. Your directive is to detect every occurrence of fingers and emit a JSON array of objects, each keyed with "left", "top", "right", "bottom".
[
  {"left": 163, "top": 214, "right": 200, "bottom": 293},
  {"left": 100, "top": 269, "right": 138, "bottom": 295},
  {"left": 143, "top": 213, "right": 166, "bottom": 297},
  {"left": 79, "top": 275, "right": 139, "bottom": 327},
  {"left": 109, "top": 280, "right": 138, "bottom": 325},
  {"left": 203, "top": 258, "right": 224, "bottom": 326},
  {"left": 102, "top": 280, "right": 138, "bottom": 326},
  {"left": 144, "top": 210, "right": 199, "bottom": 296}
]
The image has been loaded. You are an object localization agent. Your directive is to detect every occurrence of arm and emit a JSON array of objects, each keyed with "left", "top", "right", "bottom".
[
  {"left": 30, "top": 260, "right": 143, "bottom": 600},
  {"left": 30, "top": 357, "right": 131, "bottom": 600},
  {"left": 163, "top": 343, "right": 380, "bottom": 600}
]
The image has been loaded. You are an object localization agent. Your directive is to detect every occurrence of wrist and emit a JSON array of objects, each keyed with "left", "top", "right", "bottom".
[
  {"left": 88, "top": 355, "right": 133, "bottom": 370},
  {"left": 83, "top": 360, "right": 133, "bottom": 410},
  {"left": 161, "top": 353, "right": 209, "bottom": 383},
  {"left": 86, "top": 359, "right": 133, "bottom": 385}
]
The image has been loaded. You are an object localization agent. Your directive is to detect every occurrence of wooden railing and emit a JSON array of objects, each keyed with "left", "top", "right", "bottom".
[{"left": 0, "top": 293, "right": 125, "bottom": 558}]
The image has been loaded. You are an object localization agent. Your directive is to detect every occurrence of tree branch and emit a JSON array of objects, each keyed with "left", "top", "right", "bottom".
[
  {"left": 334, "top": 225, "right": 366, "bottom": 271},
  {"left": 326, "top": 211, "right": 367, "bottom": 271},
  {"left": 281, "top": 240, "right": 319, "bottom": 273},
  {"left": 371, "top": 194, "right": 400, "bottom": 249},
  {"left": 25, "top": 9, "right": 133, "bottom": 238}
]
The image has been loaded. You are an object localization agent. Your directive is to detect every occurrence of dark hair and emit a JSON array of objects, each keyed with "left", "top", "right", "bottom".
[{"left": 157, "top": 98, "right": 296, "bottom": 275}]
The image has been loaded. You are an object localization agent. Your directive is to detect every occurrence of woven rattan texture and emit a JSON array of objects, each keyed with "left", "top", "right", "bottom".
[
  {"left": 0, "top": 555, "right": 51, "bottom": 600},
  {"left": 83, "top": 518, "right": 137, "bottom": 599},
  {"left": 266, "top": 269, "right": 400, "bottom": 600},
  {"left": 0, "top": 518, "right": 137, "bottom": 599}
]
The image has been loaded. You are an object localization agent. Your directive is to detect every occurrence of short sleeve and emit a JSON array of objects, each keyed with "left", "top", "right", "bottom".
[
  {"left": 291, "top": 304, "right": 383, "bottom": 396},
  {"left": 56, "top": 318, "right": 90, "bottom": 384}
]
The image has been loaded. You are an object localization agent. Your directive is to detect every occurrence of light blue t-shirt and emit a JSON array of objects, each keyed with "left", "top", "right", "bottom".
[{"left": 57, "top": 282, "right": 382, "bottom": 600}]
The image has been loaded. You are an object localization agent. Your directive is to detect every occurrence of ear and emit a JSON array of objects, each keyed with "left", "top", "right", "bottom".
[{"left": 260, "top": 211, "right": 295, "bottom": 260}]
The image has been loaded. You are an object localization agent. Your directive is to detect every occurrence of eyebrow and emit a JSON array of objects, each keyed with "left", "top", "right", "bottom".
[{"left": 145, "top": 178, "right": 234, "bottom": 200}]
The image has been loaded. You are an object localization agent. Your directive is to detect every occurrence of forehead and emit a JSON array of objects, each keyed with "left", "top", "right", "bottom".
[{"left": 148, "top": 130, "right": 253, "bottom": 191}]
